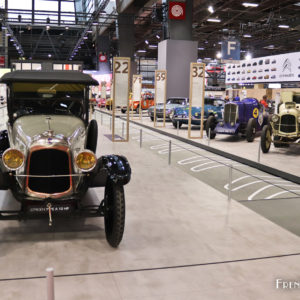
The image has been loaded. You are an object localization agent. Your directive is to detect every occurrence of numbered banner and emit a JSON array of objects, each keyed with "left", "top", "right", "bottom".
[
  {"left": 132, "top": 75, "right": 142, "bottom": 118},
  {"left": 154, "top": 70, "right": 167, "bottom": 127},
  {"left": 112, "top": 57, "right": 131, "bottom": 142},
  {"left": 188, "top": 63, "right": 205, "bottom": 139}
]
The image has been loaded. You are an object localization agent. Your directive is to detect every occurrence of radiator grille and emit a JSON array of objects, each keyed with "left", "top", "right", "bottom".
[
  {"left": 280, "top": 115, "right": 296, "bottom": 133},
  {"left": 224, "top": 104, "right": 237, "bottom": 124},
  {"left": 28, "top": 149, "right": 70, "bottom": 194}
]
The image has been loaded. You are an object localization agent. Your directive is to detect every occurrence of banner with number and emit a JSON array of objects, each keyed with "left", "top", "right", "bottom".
[
  {"left": 132, "top": 75, "right": 142, "bottom": 102},
  {"left": 190, "top": 63, "right": 205, "bottom": 107},
  {"left": 113, "top": 57, "right": 130, "bottom": 106},
  {"left": 155, "top": 70, "right": 167, "bottom": 105}
]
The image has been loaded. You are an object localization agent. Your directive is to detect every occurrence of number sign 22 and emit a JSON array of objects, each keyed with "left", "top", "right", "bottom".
[{"left": 115, "top": 61, "right": 129, "bottom": 74}]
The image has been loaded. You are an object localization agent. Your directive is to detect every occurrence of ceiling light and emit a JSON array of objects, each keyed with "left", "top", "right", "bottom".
[
  {"left": 83, "top": 36, "right": 88, "bottom": 39},
  {"left": 48, "top": 54, "right": 52, "bottom": 58},
  {"left": 218, "top": 41, "right": 222, "bottom": 45},
  {"left": 149, "top": 45, "right": 158, "bottom": 48},
  {"left": 2, "top": 26, "right": 6, "bottom": 30},
  {"left": 156, "top": 35, "right": 160, "bottom": 39},
  {"left": 278, "top": 24, "right": 289, "bottom": 28},
  {"left": 216, "top": 52, "right": 222, "bottom": 59},
  {"left": 65, "top": 26, "right": 69, "bottom": 30},
  {"left": 204, "top": 58, "right": 211, "bottom": 60},
  {"left": 294, "top": 2, "right": 300, "bottom": 6},
  {"left": 6, "top": 33, "right": 11, "bottom": 36},
  {"left": 242, "top": 2, "right": 259, "bottom": 7},
  {"left": 243, "top": 34, "right": 252, "bottom": 38},
  {"left": 87, "top": 30, "right": 93, "bottom": 33},
  {"left": 46, "top": 25, "right": 50, "bottom": 30},
  {"left": 198, "top": 47, "right": 205, "bottom": 50},
  {"left": 245, "top": 53, "right": 252, "bottom": 60},
  {"left": 208, "top": 5, "right": 214, "bottom": 13},
  {"left": 207, "top": 18, "right": 221, "bottom": 22},
  {"left": 92, "top": 22, "right": 99, "bottom": 25},
  {"left": 137, "top": 50, "right": 146, "bottom": 53},
  {"left": 10, "top": 38, "right": 14, "bottom": 42},
  {"left": 78, "top": 46, "right": 81, "bottom": 48},
  {"left": 145, "top": 40, "right": 149, "bottom": 45}
]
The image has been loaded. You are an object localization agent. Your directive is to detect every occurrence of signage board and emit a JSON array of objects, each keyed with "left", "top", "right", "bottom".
[
  {"left": 154, "top": 70, "right": 167, "bottom": 127},
  {"left": 226, "top": 51, "right": 300, "bottom": 84},
  {"left": 221, "top": 39, "right": 240, "bottom": 61},
  {"left": 188, "top": 63, "right": 205, "bottom": 139},
  {"left": 169, "top": 2, "right": 186, "bottom": 20}
]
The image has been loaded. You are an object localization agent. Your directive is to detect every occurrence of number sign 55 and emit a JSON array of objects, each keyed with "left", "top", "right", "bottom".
[{"left": 156, "top": 72, "right": 166, "bottom": 81}]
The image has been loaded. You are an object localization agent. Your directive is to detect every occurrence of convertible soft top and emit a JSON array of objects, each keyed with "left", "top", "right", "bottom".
[{"left": 0, "top": 71, "right": 99, "bottom": 85}]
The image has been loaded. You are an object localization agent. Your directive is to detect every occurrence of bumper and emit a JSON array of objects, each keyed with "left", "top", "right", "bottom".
[
  {"left": 215, "top": 123, "right": 240, "bottom": 135},
  {"left": 173, "top": 117, "right": 207, "bottom": 125}
]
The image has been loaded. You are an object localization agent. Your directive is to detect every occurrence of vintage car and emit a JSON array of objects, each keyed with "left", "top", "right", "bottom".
[
  {"left": 97, "top": 97, "right": 106, "bottom": 108},
  {"left": 0, "top": 71, "right": 131, "bottom": 248},
  {"left": 171, "top": 98, "right": 225, "bottom": 129},
  {"left": 261, "top": 93, "right": 300, "bottom": 153},
  {"left": 207, "top": 98, "right": 269, "bottom": 141},
  {"left": 148, "top": 97, "right": 189, "bottom": 121},
  {"left": 121, "top": 92, "right": 154, "bottom": 114}
]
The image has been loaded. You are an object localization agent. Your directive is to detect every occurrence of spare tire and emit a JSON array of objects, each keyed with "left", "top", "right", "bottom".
[{"left": 86, "top": 119, "right": 98, "bottom": 153}]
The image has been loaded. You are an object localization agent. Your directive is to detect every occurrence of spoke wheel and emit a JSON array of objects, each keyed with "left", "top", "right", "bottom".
[{"left": 261, "top": 125, "right": 272, "bottom": 153}]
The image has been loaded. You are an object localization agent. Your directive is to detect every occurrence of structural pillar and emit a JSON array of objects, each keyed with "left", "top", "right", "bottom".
[
  {"left": 158, "top": 0, "right": 197, "bottom": 98},
  {"left": 117, "top": 13, "right": 137, "bottom": 74},
  {"left": 97, "top": 34, "right": 111, "bottom": 74}
]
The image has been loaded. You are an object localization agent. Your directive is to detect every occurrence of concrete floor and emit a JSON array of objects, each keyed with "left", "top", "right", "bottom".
[{"left": 1, "top": 114, "right": 300, "bottom": 299}]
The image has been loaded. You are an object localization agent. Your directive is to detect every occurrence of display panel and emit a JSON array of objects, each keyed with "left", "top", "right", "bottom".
[
  {"left": 154, "top": 70, "right": 167, "bottom": 127},
  {"left": 226, "top": 51, "right": 300, "bottom": 84}
]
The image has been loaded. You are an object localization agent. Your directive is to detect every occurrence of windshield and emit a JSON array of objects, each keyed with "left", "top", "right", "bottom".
[
  {"left": 11, "top": 82, "right": 86, "bottom": 120},
  {"left": 166, "top": 98, "right": 187, "bottom": 105}
]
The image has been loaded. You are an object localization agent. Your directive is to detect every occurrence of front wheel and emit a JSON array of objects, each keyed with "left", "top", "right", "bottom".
[
  {"left": 104, "top": 181, "right": 125, "bottom": 248},
  {"left": 261, "top": 125, "right": 272, "bottom": 153},
  {"left": 135, "top": 106, "right": 140, "bottom": 114},
  {"left": 246, "top": 118, "right": 256, "bottom": 142},
  {"left": 172, "top": 120, "right": 182, "bottom": 129},
  {"left": 206, "top": 116, "right": 217, "bottom": 139}
]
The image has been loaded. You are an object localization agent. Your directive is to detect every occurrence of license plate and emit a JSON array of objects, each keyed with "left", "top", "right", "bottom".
[{"left": 28, "top": 205, "right": 72, "bottom": 213}]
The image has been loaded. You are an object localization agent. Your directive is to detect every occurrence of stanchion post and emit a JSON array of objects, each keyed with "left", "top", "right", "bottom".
[
  {"left": 109, "top": 116, "right": 112, "bottom": 131},
  {"left": 122, "top": 122, "right": 124, "bottom": 138},
  {"left": 258, "top": 139, "right": 261, "bottom": 163},
  {"left": 226, "top": 164, "right": 233, "bottom": 225},
  {"left": 140, "top": 129, "right": 142, "bottom": 148},
  {"left": 177, "top": 121, "right": 179, "bottom": 135},
  {"left": 168, "top": 140, "right": 172, "bottom": 165},
  {"left": 100, "top": 113, "right": 103, "bottom": 125},
  {"left": 208, "top": 128, "right": 211, "bottom": 146},
  {"left": 46, "top": 267, "right": 55, "bottom": 300}
]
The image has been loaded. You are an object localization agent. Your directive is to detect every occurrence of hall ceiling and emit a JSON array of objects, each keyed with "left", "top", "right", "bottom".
[{"left": 2, "top": 0, "right": 300, "bottom": 67}]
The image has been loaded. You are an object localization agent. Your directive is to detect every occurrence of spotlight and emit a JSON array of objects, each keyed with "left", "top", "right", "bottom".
[{"left": 46, "top": 25, "right": 50, "bottom": 30}]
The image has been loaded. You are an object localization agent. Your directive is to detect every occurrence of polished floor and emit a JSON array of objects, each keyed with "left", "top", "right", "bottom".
[{"left": 0, "top": 112, "right": 300, "bottom": 299}]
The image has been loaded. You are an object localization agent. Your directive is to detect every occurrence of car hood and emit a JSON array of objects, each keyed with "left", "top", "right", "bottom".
[{"left": 11, "top": 115, "right": 85, "bottom": 146}]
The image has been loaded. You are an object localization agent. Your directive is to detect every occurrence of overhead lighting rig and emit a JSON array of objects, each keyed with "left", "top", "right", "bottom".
[{"left": 5, "top": 23, "right": 25, "bottom": 57}]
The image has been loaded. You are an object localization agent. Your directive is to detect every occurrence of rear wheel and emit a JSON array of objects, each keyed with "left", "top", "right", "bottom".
[
  {"left": 104, "top": 181, "right": 125, "bottom": 248},
  {"left": 261, "top": 125, "right": 272, "bottom": 153},
  {"left": 150, "top": 116, "right": 154, "bottom": 121},
  {"left": 172, "top": 120, "right": 182, "bottom": 129},
  {"left": 86, "top": 120, "right": 98, "bottom": 153},
  {"left": 246, "top": 118, "right": 257, "bottom": 142},
  {"left": 206, "top": 116, "right": 217, "bottom": 139},
  {"left": 135, "top": 105, "right": 140, "bottom": 114}
]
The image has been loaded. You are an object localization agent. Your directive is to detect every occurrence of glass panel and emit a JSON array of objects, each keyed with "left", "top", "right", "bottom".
[
  {"left": 53, "top": 64, "right": 63, "bottom": 70},
  {"left": 22, "top": 63, "right": 31, "bottom": 70},
  {"left": 32, "top": 63, "right": 42, "bottom": 70}
]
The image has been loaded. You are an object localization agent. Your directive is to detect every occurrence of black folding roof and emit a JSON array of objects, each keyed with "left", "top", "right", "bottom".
[{"left": 0, "top": 71, "right": 99, "bottom": 85}]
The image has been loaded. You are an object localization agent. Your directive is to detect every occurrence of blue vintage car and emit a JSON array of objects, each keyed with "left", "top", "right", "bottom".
[
  {"left": 207, "top": 97, "right": 269, "bottom": 142},
  {"left": 171, "top": 98, "right": 225, "bottom": 129}
]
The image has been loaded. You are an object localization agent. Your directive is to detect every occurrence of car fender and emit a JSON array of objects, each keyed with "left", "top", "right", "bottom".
[{"left": 90, "top": 155, "right": 131, "bottom": 187}]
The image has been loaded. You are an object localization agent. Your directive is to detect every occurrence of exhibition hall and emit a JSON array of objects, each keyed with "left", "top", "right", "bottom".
[{"left": 0, "top": 0, "right": 300, "bottom": 299}]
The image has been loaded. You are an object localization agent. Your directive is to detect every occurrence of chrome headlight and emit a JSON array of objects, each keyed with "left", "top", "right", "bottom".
[
  {"left": 272, "top": 114, "right": 279, "bottom": 123},
  {"left": 2, "top": 148, "right": 24, "bottom": 170},
  {"left": 230, "top": 122, "right": 235, "bottom": 126},
  {"left": 75, "top": 150, "right": 96, "bottom": 172}
]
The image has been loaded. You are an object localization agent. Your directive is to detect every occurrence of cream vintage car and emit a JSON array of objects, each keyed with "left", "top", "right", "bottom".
[
  {"left": 261, "top": 92, "right": 300, "bottom": 153},
  {"left": 0, "top": 71, "right": 131, "bottom": 247}
]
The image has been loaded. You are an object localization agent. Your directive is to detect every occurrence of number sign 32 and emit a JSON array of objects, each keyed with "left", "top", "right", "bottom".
[{"left": 192, "top": 66, "right": 204, "bottom": 78}]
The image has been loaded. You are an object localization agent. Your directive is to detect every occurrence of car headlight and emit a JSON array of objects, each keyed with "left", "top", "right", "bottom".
[
  {"left": 2, "top": 149, "right": 24, "bottom": 170},
  {"left": 75, "top": 150, "right": 96, "bottom": 172},
  {"left": 298, "top": 116, "right": 300, "bottom": 123},
  {"left": 230, "top": 122, "right": 235, "bottom": 126},
  {"left": 169, "top": 111, "right": 174, "bottom": 119},
  {"left": 272, "top": 114, "right": 279, "bottom": 123}
]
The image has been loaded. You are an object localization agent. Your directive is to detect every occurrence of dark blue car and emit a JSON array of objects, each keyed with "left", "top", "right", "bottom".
[
  {"left": 206, "top": 98, "right": 269, "bottom": 142},
  {"left": 171, "top": 98, "right": 224, "bottom": 129}
]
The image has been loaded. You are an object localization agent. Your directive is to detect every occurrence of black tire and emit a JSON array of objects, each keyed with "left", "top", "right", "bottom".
[
  {"left": 206, "top": 116, "right": 217, "bottom": 139},
  {"left": 86, "top": 119, "right": 98, "bottom": 153},
  {"left": 246, "top": 118, "right": 256, "bottom": 142},
  {"left": 135, "top": 105, "right": 139, "bottom": 114},
  {"left": 121, "top": 108, "right": 126, "bottom": 114},
  {"left": 104, "top": 181, "right": 125, "bottom": 248},
  {"left": 150, "top": 116, "right": 154, "bottom": 121},
  {"left": 172, "top": 120, "right": 182, "bottom": 129},
  {"left": 261, "top": 125, "right": 272, "bottom": 153}
]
